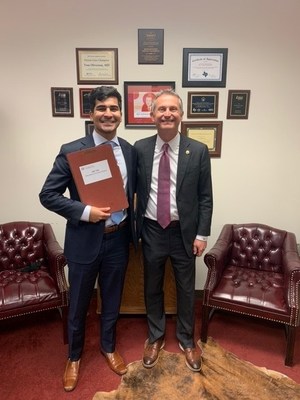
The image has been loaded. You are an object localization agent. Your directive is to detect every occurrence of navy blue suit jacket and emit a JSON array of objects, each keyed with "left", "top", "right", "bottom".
[{"left": 39, "top": 134, "right": 137, "bottom": 264}]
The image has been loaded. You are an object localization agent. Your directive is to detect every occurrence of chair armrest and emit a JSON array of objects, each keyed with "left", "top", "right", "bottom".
[
  {"left": 282, "top": 232, "right": 300, "bottom": 314},
  {"left": 43, "top": 224, "right": 68, "bottom": 294},
  {"left": 204, "top": 224, "right": 233, "bottom": 290}
]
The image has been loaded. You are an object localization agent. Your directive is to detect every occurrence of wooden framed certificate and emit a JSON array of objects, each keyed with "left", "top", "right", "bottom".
[
  {"left": 181, "top": 121, "right": 223, "bottom": 158},
  {"left": 76, "top": 48, "right": 118, "bottom": 84}
]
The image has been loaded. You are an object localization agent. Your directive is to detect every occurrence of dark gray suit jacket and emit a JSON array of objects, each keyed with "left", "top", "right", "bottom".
[
  {"left": 39, "top": 134, "right": 137, "bottom": 264},
  {"left": 134, "top": 133, "right": 213, "bottom": 257}
]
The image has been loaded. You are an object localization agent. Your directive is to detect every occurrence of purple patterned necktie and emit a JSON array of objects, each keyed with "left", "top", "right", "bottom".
[{"left": 157, "top": 143, "right": 171, "bottom": 229}]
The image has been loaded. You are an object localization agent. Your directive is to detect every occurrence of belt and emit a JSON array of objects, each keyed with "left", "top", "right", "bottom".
[{"left": 104, "top": 219, "right": 128, "bottom": 234}]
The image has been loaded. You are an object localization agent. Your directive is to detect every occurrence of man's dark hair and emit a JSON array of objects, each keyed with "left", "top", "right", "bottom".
[{"left": 89, "top": 86, "right": 122, "bottom": 112}]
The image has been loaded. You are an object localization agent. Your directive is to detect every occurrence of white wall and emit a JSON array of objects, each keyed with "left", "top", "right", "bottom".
[{"left": 1, "top": 0, "right": 299, "bottom": 289}]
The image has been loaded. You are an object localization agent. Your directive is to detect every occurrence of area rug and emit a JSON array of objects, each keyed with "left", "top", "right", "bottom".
[{"left": 93, "top": 337, "right": 300, "bottom": 400}]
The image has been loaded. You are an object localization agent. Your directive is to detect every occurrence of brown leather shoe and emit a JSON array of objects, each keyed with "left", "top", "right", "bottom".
[
  {"left": 101, "top": 350, "right": 128, "bottom": 375},
  {"left": 63, "top": 359, "right": 80, "bottom": 392},
  {"left": 179, "top": 342, "right": 202, "bottom": 372},
  {"left": 143, "top": 337, "right": 165, "bottom": 368}
]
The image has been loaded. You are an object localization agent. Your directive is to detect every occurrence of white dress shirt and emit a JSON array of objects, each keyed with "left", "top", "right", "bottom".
[{"left": 145, "top": 133, "right": 179, "bottom": 222}]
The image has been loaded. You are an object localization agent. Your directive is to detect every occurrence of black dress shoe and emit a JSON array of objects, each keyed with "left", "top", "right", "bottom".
[
  {"left": 143, "top": 337, "right": 165, "bottom": 368},
  {"left": 179, "top": 342, "right": 202, "bottom": 372}
]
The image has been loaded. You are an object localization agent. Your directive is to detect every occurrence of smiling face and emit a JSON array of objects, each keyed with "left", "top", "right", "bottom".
[
  {"left": 150, "top": 93, "right": 184, "bottom": 141},
  {"left": 90, "top": 97, "right": 122, "bottom": 140}
]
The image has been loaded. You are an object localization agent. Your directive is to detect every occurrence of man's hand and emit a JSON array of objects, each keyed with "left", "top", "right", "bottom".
[
  {"left": 193, "top": 239, "right": 207, "bottom": 257},
  {"left": 89, "top": 206, "right": 111, "bottom": 223}
]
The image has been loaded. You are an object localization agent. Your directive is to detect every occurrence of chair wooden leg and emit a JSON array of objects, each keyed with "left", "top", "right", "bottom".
[
  {"left": 200, "top": 304, "right": 211, "bottom": 343},
  {"left": 285, "top": 325, "right": 296, "bottom": 366}
]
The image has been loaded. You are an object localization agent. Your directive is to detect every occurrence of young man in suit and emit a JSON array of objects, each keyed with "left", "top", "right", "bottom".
[
  {"left": 39, "top": 86, "right": 137, "bottom": 391},
  {"left": 134, "top": 89, "right": 213, "bottom": 372}
]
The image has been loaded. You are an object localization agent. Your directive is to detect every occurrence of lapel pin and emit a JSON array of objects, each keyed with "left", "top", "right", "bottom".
[{"left": 186, "top": 150, "right": 190, "bottom": 155}]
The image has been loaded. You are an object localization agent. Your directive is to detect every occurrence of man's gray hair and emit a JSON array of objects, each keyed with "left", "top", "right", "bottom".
[{"left": 151, "top": 89, "right": 183, "bottom": 114}]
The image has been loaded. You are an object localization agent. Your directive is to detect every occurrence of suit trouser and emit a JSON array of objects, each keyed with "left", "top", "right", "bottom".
[
  {"left": 67, "top": 225, "right": 130, "bottom": 360},
  {"left": 141, "top": 218, "right": 196, "bottom": 348}
]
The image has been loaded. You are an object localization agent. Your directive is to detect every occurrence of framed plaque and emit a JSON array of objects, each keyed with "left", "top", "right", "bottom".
[
  {"left": 124, "top": 81, "right": 175, "bottom": 128},
  {"left": 85, "top": 121, "right": 94, "bottom": 136},
  {"left": 76, "top": 48, "right": 118, "bottom": 85},
  {"left": 138, "top": 29, "right": 164, "bottom": 64},
  {"left": 227, "top": 90, "right": 251, "bottom": 119},
  {"left": 181, "top": 121, "right": 223, "bottom": 158},
  {"left": 79, "top": 88, "right": 93, "bottom": 118},
  {"left": 182, "top": 48, "right": 228, "bottom": 87},
  {"left": 51, "top": 87, "right": 74, "bottom": 117},
  {"left": 187, "top": 91, "right": 219, "bottom": 118}
]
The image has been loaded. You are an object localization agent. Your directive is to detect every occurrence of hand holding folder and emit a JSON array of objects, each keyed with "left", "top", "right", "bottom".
[{"left": 67, "top": 144, "right": 128, "bottom": 212}]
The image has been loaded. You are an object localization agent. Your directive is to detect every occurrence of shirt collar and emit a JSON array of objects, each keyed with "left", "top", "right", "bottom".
[
  {"left": 92, "top": 130, "right": 119, "bottom": 147},
  {"left": 156, "top": 132, "right": 180, "bottom": 153}
]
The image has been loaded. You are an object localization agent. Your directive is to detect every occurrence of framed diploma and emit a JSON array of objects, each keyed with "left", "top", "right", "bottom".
[
  {"left": 181, "top": 121, "right": 223, "bottom": 158},
  {"left": 79, "top": 88, "right": 93, "bottom": 118},
  {"left": 124, "top": 81, "right": 175, "bottom": 128},
  {"left": 138, "top": 29, "right": 164, "bottom": 64},
  {"left": 51, "top": 87, "right": 74, "bottom": 117},
  {"left": 76, "top": 48, "right": 118, "bottom": 85},
  {"left": 227, "top": 90, "right": 251, "bottom": 119},
  {"left": 182, "top": 48, "right": 228, "bottom": 87},
  {"left": 187, "top": 91, "right": 219, "bottom": 118}
]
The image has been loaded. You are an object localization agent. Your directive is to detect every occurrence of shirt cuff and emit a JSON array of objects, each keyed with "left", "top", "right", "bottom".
[
  {"left": 81, "top": 205, "right": 91, "bottom": 222},
  {"left": 196, "top": 235, "right": 208, "bottom": 241}
]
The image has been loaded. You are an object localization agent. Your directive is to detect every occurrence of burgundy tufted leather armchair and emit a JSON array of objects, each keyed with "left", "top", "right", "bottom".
[
  {"left": 201, "top": 223, "right": 300, "bottom": 366},
  {"left": 0, "top": 221, "right": 69, "bottom": 343}
]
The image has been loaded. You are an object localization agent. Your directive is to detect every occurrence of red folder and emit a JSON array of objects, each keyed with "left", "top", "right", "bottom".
[{"left": 67, "top": 144, "right": 128, "bottom": 212}]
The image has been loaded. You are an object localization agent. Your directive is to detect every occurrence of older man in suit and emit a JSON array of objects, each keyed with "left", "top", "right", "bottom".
[
  {"left": 134, "top": 89, "right": 213, "bottom": 372},
  {"left": 39, "top": 86, "right": 137, "bottom": 391}
]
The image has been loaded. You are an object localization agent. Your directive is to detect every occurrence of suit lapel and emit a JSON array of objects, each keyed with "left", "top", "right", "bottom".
[
  {"left": 144, "top": 136, "right": 156, "bottom": 194},
  {"left": 119, "top": 138, "right": 133, "bottom": 196},
  {"left": 177, "top": 135, "right": 191, "bottom": 195},
  {"left": 78, "top": 134, "right": 95, "bottom": 150},
  {"left": 119, "top": 139, "right": 131, "bottom": 174}
]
